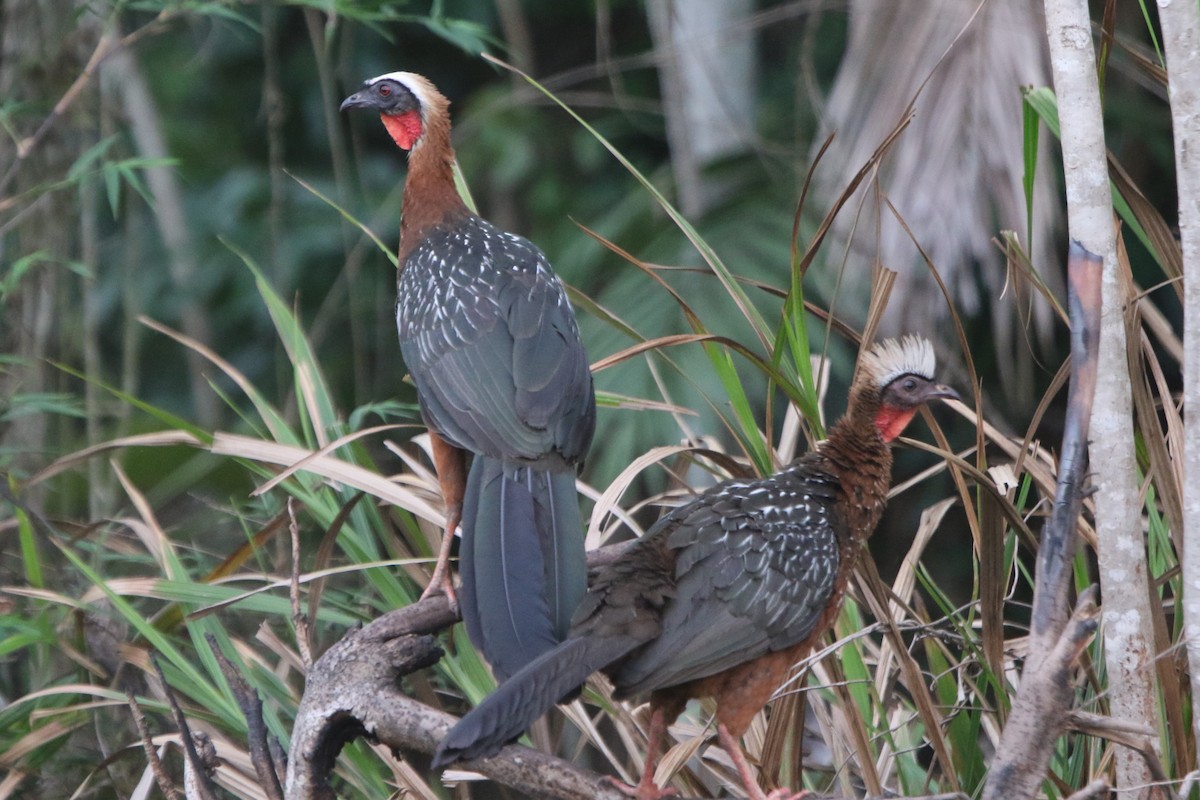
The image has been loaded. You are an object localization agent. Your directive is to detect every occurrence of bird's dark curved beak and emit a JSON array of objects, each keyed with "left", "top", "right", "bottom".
[
  {"left": 340, "top": 91, "right": 372, "bottom": 112},
  {"left": 924, "top": 383, "right": 961, "bottom": 403}
]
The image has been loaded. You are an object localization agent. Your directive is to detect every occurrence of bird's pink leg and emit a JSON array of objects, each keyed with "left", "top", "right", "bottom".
[
  {"left": 605, "top": 707, "right": 678, "bottom": 800},
  {"left": 717, "top": 723, "right": 809, "bottom": 800},
  {"left": 421, "top": 433, "right": 465, "bottom": 610},
  {"left": 420, "top": 499, "right": 460, "bottom": 608}
]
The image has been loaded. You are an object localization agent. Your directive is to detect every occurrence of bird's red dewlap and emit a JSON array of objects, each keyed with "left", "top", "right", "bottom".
[
  {"left": 874, "top": 405, "right": 917, "bottom": 443},
  {"left": 382, "top": 111, "right": 423, "bottom": 150}
]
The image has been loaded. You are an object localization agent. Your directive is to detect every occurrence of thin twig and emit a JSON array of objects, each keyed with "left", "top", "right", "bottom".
[
  {"left": 206, "top": 635, "right": 285, "bottom": 800},
  {"left": 126, "top": 690, "right": 183, "bottom": 800},
  {"left": 1063, "top": 780, "right": 1111, "bottom": 800},
  {"left": 289, "top": 497, "right": 313, "bottom": 669},
  {"left": 151, "top": 655, "right": 220, "bottom": 800},
  {"left": 0, "top": 11, "right": 173, "bottom": 203}
]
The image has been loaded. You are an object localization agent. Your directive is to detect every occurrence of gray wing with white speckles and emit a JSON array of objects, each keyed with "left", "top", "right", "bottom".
[
  {"left": 611, "top": 460, "right": 841, "bottom": 695},
  {"left": 397, "top": 216, "right": 595, "bottom": 465}
]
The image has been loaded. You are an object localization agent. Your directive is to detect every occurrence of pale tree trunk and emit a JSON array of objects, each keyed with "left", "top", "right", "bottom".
[
  {"left": 103, "top": 45, "right": 218, "bottom": 427},
  {"left": 646, "top": 0, "right": 756, "bottom": 217},
  {"left": 0, "top": 0, "right": 101, "bottom": 501},
  {"left": 1043, "top": 0, "right": 1160, "bottom": 794},
  {"left": 1158, "top": 0, "right": 1200, "bottom": 772}
]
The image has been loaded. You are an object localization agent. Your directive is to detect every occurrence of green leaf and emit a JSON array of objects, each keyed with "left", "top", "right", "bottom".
[{"left": 1021, "top": 89, "right": 1040, "bottom": 253}]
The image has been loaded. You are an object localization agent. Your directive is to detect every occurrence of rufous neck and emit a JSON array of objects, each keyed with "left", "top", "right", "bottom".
[{"left": 398, "top": 112, "right": 469, "bottom": 261}]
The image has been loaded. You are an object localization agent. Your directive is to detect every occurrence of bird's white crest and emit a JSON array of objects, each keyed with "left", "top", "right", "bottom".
[
  {"left": 364, "top": 71, "right": 437, "bottom": 113},
  {"left": 861, "top": 335, "right": 936, "bottom": 387}
]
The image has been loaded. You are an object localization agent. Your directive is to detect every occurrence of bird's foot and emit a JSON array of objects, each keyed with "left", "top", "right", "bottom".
[
  {"left": 763, "top": 790, "right": 810, "bottom": 800},
  {"left": 602, "top": 775, "right": 678, "bottom": 800},
  {"left": 419, "top": 562, "right": 458, "bottom": 613}
]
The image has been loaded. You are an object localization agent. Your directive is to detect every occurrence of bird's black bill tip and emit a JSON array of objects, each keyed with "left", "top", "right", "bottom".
[
  {"left": 339, "top": 92, "right": 371, "bottom": 112},
  {"left": 928, "top": 384, "right": 961, "bottom": 403}
]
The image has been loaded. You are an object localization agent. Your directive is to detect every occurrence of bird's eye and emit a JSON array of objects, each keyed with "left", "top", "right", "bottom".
[
  {"left": 379, "top": 84, "right": 392, "bottom": 96},
  {"left": 903, "top": 378, "right": 918, "bottom": 392}
]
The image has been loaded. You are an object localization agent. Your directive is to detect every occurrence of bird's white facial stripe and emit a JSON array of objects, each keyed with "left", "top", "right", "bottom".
[{"left": 364, "top": 71, "right": 432, "bottom": 113}]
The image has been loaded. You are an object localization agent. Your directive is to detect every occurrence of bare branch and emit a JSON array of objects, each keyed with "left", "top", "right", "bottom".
[
  {"left": 983, "top": 590, "right": 1100, "bottom": 800},
  {"left": 982, "top": 239, "right": 1103, "bottom": 800},
  {"left": 151, "top": 655, "right": 220, "bottom": 800},
  {"left": 126, "top": 690, "right": 183, "bottom": 800},
  {"left": 288, "top": 497, "right": 313, "bottom": 670},
  {"left": 0, "top": 11, "right": 172, "bottom": 203},
  {"left": 1063, "top": 780, "right": 1112, "bottom": 800},
  {"left": 1029, "top": 241, "right": 1101, "bottom": 657},
  {"left": 205, "top": 635, "right": 285, "bottom": 800}
]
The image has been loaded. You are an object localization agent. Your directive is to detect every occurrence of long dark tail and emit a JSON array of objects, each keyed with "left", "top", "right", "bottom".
[
  {"left": 432, "top": 632, "right": 640, "bottom": 767},
  {"left": 458, "top": 456, "right": 586, "bottom": 681}
]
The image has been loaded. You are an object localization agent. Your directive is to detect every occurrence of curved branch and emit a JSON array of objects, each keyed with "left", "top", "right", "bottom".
[{"left": 283, "top": 595, "right": 628, "bottom": 800}]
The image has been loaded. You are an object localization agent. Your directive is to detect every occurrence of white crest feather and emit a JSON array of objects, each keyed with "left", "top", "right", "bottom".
[
  {"left": 861, "top": 335, "right": 936, "bottom": 387},
  {"left": 364, "top": 71, "right": 436, "bottom": 112}
]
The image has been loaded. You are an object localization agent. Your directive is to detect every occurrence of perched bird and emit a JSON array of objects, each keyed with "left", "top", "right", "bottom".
[
  {"left": 434, "top": 336, "right": 958, "bottom": 800},
  {"left": 340, "top": 72, "right": 596, "bottom": 681}
]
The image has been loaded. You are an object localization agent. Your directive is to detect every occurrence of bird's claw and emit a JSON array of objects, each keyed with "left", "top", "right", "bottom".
[
  {"left": 420, "top": 564, "right": 459, "bottom": 613},
  {"left": 602, "top": 775, "right": 678, "bottom": 800}
]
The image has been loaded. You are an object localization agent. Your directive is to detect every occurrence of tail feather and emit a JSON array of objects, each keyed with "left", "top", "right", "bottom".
[
  {"left": 534, "top": 469, "right": 587, "bottom": 638},
  {"left": 432, "top": 633, "right": 639, "bottom": 767},
  {"left": 458, "top": 457, "right": 586, "bottom": 681}
]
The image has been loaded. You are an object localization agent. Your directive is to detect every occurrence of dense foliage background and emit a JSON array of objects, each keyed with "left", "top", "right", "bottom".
[{"left": 0, "top": 0, "right": 1188, "bottom": 798}]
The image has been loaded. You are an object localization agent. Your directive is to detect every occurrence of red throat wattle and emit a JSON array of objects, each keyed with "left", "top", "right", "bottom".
[
  {"left": 381, "top": 110, "right": 423, "bottom": 150},
  {"left": 874, "top": 405, "right": 917, "bottom": 443}
]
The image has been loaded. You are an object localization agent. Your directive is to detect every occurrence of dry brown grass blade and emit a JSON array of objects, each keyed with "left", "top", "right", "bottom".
[
  {"left": 882, "top": 192, "right": 982, "bottom": 543},
  {"left": 1108, "top": 155, "right": 1183, "bottom": 288},
  {"left": 575, "top": 223, "right": 707, "bottom": 332},
  {"left": 1134, "top": 327, "right": 1184, "bottom": 545},
  {"left": 857, "top": 559, "right": 961, "bottom": 793},
  {"left": 251, "top": 423, "right": 404, "bottom": 497},
  {"left": 205, "top": 511, "right": 289, "bottom": 584},
  {"left": 902, "top": 439, "right": 1041, "bottom": 552},
  {"left": 556, "top": 697, "right": 636, "bottom": 785},
  {"left": 759, "top": 678, "right": 804, "bottom": 791},
  {"left": 602, "top": 392, "right": 699, "bottom": 416},
  {"left": 584, "top": 444, "right": 698, "bottom": 544},
  {"left": 306, "top": 492, "right": 366, "bottom": 629},
  {"left": 0, "top": 770, "right": 28, "bottom": 800},
  {"left": 796, "top": 110, "right": 915, "bottom": 278},
  {"left": 210, "top": 432, "right": 443, "bottom": 525},
  {"left": 0, "top": 719, "right": 79, "bottom": 767},
  {"left": 1146, "top": 571, "right": 1191, "bottom": 781},
  {"left": 998, "top": 230, "right": 1068, "bottom": 326},
  {"left": 138, "top": 315, "right": 293, "bottom": 441},
  {"left": 111, "top": 462, "right": 178, "bottom": 580},
  {"left": 25, "top": 430, "right": 204, "bottom": 488},
  {"left": 824, "top": 652, "right": 883, "bottom": 796},
  {"left": 591, "top": 334, "right": 729, "bottom": 373},
  {"left": 891, "top": 498, "right": 955, "bottom": 614},
  {"left": 978, "top": 490, "right": 1008, "bottom": 694},
  {"left": 656, "top": 726, "right": 710, "bottom": 793},
  {"left": 858, "top": 268, "right": 896, "bottom": 359}
]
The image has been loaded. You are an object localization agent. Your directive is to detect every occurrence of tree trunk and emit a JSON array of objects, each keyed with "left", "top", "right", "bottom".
[
  {"left": 646, "top": 0, "right": 757, "bottom": 217},
  {"left": 0, "top": 0, "right": 101, "bottom": 501},
  {"left": 1158, "top": 0, "right": 1200, "bottom": 774},
  {"left": 1043, "top": 0, "right": 1160, "bottom": 794}
]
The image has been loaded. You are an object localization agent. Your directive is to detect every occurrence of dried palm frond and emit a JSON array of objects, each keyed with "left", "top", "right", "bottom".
[{"left": 813, "top": 0, "right": 1061, "bottom": 412}]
